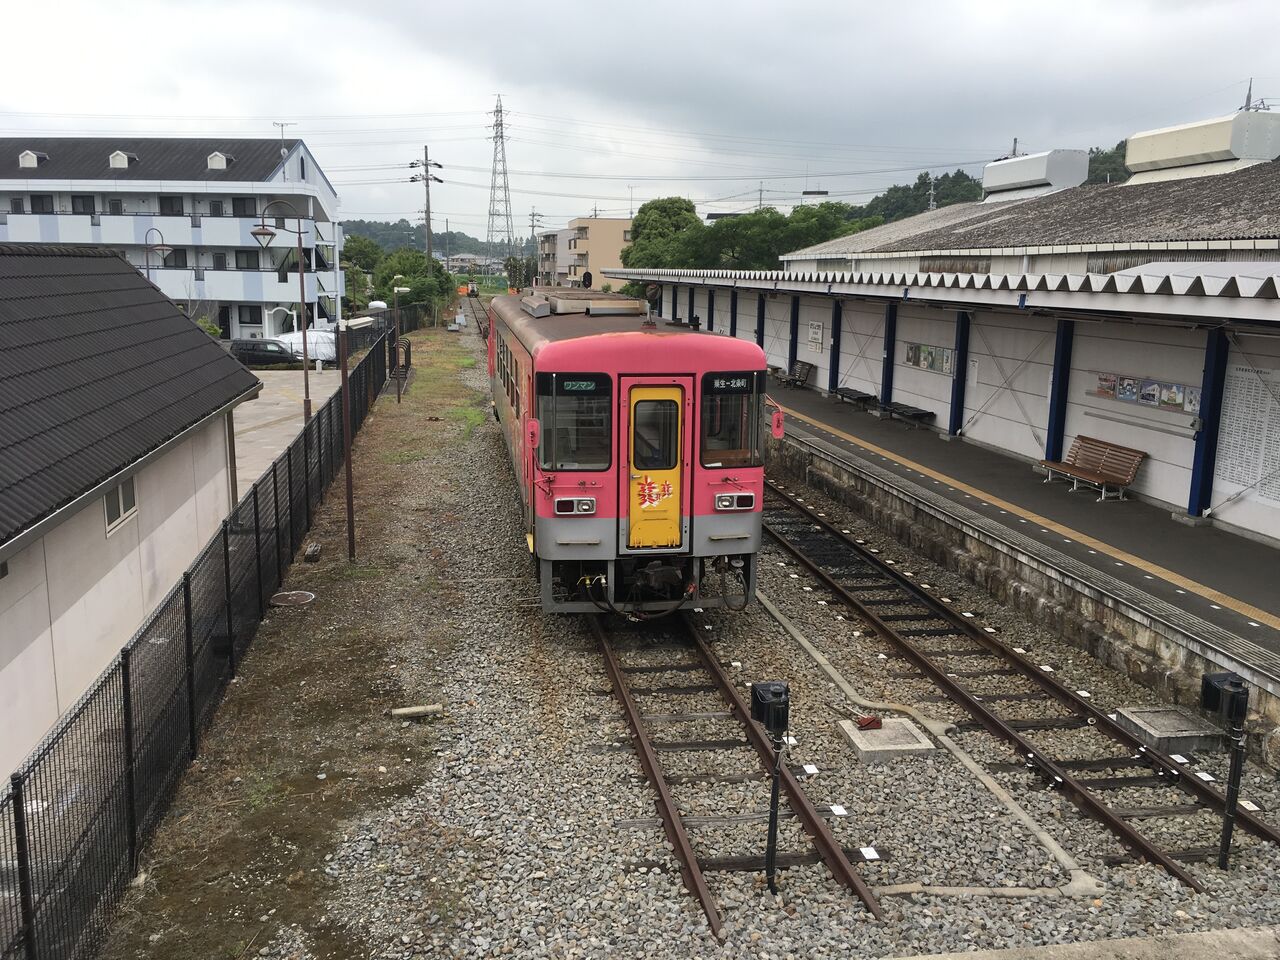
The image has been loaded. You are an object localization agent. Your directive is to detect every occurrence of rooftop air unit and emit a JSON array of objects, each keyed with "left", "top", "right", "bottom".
[
  {"left": 1124, "top": 111, "right": 1280, "bottom": 184},
  {"left": 981, "top": 149, "right": 1089, "bottom": 203}
]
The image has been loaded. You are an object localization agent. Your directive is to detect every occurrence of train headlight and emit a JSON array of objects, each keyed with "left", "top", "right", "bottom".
[
  {"left": 715, "top": 493, "right": 755, "bottom": 511},
  {"left": 555, "top": 497, "right": 596, "bottom": 515}
]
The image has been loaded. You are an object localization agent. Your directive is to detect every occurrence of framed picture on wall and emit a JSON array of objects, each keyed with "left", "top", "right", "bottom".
[
  {"left": 1138, "top": 379, "right": 1161, "bottom": 406},
  {"left": 1096, "top": 372, "right": 1117, "bottom": 399},
  {"left": 1116, "top": 377, "right": 1138, "bottom": 402},
  {"left": 1158, "top": 382, "right": 1185, "bottom": 410},
  {"left": 1185, "top": 386, "right": 1202, "bottom": 415}
]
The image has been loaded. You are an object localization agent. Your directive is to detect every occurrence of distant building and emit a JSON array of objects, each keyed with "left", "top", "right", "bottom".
[
  {"left": 0, "top": 244, "right": 260, "bottom": 773},
  {"left": 566, "top": 217, "right": 632, "bottom": 289},
  {"left": 537, "top": 228, "right": 573, "bottom": 286},
  {"left": 0, "top": 137, "right": 345, "bottom": 340}
]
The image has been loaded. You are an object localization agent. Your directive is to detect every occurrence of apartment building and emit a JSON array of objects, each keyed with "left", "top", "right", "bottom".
[
  {"left": 565, "top": 216, "right": 632, "bottom": 289},
  {"left": 536, "top": 228, "right": 573, "bottom": 286},
  {"left": 0, "top": 137, "right": 344, "bottom": 339}
]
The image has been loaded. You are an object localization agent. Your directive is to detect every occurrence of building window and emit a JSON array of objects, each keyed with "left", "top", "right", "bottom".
[
  {"left": 299, "top": 155, "right": 306, "bottom": 179},
  {"left": 71, "top": 195, "right": 96, "bottom": 215},
  {"left": 213, "top": 251, "right": 227, "bottom": 270},
  {"left": 31, "top": 195, "right": 54, "bottom": 214},
  {"left": 239, "top": 305, "right": 263, "bottom": 326},
  {"left": 104, "top": 477, "right": 137, "bottom": 534},
  {"left": 623, "top": 230, "right": 631, "bottom": 241},
  {"left": 159, "top": 195, "right": 184, "bottom": 216},
  {"left": 163, "top": 249, "right": 188, "bottom": 268},
  {"left": 9, "top": 198, "right": 22, "bottom": 214},
  {"left": 108, "top": 198, "right": 123, "bottom": 215},
  {"left": 209, "top": 199, "right": 224, "bottom": 217},
  {"left": 232, "top": 197, "right": 256, "bottom": 217},
  {"left": 235, "top": 249, "right": 259, "bottom": 270}
]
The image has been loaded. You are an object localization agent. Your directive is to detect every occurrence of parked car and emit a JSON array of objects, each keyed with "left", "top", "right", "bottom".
[{"left": 229, "top": 338, "right": 298, "bottom": 367}]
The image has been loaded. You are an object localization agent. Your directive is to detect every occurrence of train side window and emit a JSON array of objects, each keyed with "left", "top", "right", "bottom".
[
  {"left": 700, "top": 371, "right": 764, "bottom": 468},
  {"left": 536, "top": 373, "right": 611, "bottom": 471},
  {"left": 633, "top": 400, "right": 679, "bottom": 470}
]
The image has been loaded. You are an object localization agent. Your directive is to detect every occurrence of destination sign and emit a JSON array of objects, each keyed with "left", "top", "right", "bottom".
[{"left": 704, "top": 372, "right": 760, "bottom": 394}]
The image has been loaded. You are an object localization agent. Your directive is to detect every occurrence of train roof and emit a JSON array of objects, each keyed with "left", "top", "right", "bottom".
[{"left": 489, "top": 294, "right": 767, "bottom": 365}]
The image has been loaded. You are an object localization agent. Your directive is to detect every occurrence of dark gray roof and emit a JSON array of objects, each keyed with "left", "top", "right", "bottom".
[
  {"left": 785, "top": 159, "right": 1280, "bottom": 258},
  {"left": 0, "top": 244, "right": 260, "bottom": 549},
  {"left": 0, "top": 137, "right": 301, "bottom": 182}
]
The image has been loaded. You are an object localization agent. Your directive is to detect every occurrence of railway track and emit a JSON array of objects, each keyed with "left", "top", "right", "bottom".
[
  {"left": 762, "top": 479, "right": 1280, "bottom": 892},
  {"left": 587, "top": 613, "right": 883, "bottom": 935}
]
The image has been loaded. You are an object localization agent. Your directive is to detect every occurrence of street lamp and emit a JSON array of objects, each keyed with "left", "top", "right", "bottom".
[
  {"left": 337, "top": 315, "right": 373, "bottom": 560},
  {"left": 143, "top": 227, "right": 172, "bottom": 284},
  {"left": 252, "top": 200, "right": 314, "bottom": 420},
  {"left": 391, "top": 282, "right": 411, "bottom": 404}
]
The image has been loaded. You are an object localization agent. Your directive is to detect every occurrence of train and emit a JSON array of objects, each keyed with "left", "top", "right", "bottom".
[{"left": 486, "top": 290, "right": 780, "bottom": 615}]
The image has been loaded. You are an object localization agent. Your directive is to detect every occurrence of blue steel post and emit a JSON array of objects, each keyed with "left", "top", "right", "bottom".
[
  {"left": 1044, "top": 318, "right": 1075, "bottom": 462},
  {"left": 668, "top": 285, "right": 677, "bottom": 320},
  {"left": 756, "top": 294, "right": 766, "bottom": 348},
  {"left": 948, "top": 311, "right": 971, "bottom": 436},
  {"left": 729, "top": 289, "right": 738, "bottom": 338},
  {"left": 1188, "top": 327, "right": 1230, "bottom": 516},
  {"left": 688, "top": 287, "right": 695, "bottom": 326},
  {"left": 828, "top": 299, "right": 843, "bottom": 394},
  {"left": 707, "top": 288, "right": 715, "bottom": 332},
  {"left": 880, "top": 303, "right": 898, "bottom": 405},
  {"left": 788, "top": 295, "right": 800, "bottom": 373}
]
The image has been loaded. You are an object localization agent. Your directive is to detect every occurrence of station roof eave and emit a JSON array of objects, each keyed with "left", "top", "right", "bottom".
[{"left": 603, "top": 267, "right": 1280, "bottom": 328}]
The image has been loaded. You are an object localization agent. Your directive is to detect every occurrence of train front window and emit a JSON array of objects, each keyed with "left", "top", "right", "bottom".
[
  {"left": 701, "top": 371, "right": 764, "bottom": 467},
  {"left": 632, "top": 400, "right": 680, "bottom": 470},
  {"left": 536, "top": 373, "right": 611, "bottom": 470}
]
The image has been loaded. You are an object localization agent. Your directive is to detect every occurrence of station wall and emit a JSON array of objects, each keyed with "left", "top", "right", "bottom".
[
  {"left": 1211, "top": 333, "right": 1280, "bottom": 538},
  {"left": 837, "top": 299, "right": 887, "bottom": 398}
]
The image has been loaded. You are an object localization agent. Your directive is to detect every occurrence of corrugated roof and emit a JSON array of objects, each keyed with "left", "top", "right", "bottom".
[
  {"left": 0, "top": 137, "right": 301, "bottom": 182},
  {"left": 783, "top": 159, "right": 1280, "bottom": 259},
  {"left": 0, "top": 244, "right": 260, "bottom": 549}
]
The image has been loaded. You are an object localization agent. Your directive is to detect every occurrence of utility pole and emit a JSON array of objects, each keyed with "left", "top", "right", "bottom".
[
  {"left": 445, "top": 218, "right": 450, "bottom": 274},
  {"left": 486, "top": 95, "right": 516, "bottom": 263},
  {"left": 629, "top": 185, "right": 634, "bottom": 217},
  {"left": 591, "top": 204, "right": 599, "bottom": 219},
  {"left": 424, "top": 145, "right": 432, "bottom": 264},
  {"left": 758, "top": 181, "right": 763, "bottom": 210}
]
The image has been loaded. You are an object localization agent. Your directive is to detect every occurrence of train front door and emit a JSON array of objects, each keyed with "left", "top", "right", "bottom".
[{"left": 620, "top": 377, "right": 691, "bottom": 550}]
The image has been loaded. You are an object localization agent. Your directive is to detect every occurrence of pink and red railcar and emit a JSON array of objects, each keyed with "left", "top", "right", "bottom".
[{"left": 487, "top": 292, "right": 776, "bottom": 614}]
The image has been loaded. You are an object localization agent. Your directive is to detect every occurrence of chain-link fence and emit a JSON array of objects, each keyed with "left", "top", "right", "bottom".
[{"left": 1, "top": 333, "right": 389, "bottom": 960}]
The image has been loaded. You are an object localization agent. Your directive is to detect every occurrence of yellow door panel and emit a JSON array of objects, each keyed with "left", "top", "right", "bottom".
[{"left": 628, "top": 386, "right": 683, "bottom": 549}]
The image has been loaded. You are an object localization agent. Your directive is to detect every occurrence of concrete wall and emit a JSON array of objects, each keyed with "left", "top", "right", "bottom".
[
  {"left": 962, "top": 310, "right": 1056, "bottom": 461},
  {"left": 760, "top": 295, "right": 791, "bottom": 370},
  {"left": 892, "top": 304, "right": 958, "bottom": 423},
  {"left": 0, "top": 416, "right": 232, "bottom": 775},
  {"left": 836, "top": 299, "right": 887, "bottom": 398},
  {"left": 1064, "top": 321, "right": 1203, "bottom": 508}
]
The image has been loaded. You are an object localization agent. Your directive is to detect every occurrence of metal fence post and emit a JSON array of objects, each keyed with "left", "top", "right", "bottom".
[
  {"left": 120, "top": 648, "right": 139, "bottom": 875},
  {"left": 271, "top": 463, "right": 283, "bottom": 589},
  {"left": 182, "top": 573, "right": 198, "bottom": 759},
  {"left": 303, "top": 426, "right": 312, "bottom": 531},
  {"left": 286, "top": 445, "right": 296, "bottom": 557},
  {"left": 222, "top": 520, "right": 236, "bottom": 678},
  {"left": 10, "top": 772, "right": 37, "bottom": 960},
  {"left": 252, "top": 485, "right": 265, "bottom": 619}
]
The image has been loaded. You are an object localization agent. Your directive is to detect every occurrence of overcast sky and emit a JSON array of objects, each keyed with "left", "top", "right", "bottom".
[{"left": 5, "top": 0, "right": 1279, "bottom": 238}]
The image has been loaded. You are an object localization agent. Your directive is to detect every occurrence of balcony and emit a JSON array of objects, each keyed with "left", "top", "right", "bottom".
[
  {"left": 0, "top": 212, "right": 322, "bottom": 249},
  {"left": 147, "top": 266, "right": 320, "bottom": 304}
]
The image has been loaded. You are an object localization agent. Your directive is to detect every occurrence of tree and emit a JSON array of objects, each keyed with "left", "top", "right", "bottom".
[
  {"left": 342, "top": 234, "right": 383, "bottom": 272},
  {"left": 343, "top": 263, "right": 371, "bottom": 311},
  {"left": 621, "top": 197, "right": 704, "bottom": 271},
  {"left": 1087, "top": 141, "right": 1129, "bottom": 184}
]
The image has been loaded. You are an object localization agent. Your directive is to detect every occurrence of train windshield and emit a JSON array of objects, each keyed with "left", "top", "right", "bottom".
[
  {"left": 701, "top": 371, "right": 765, "bottom": 468},
  {"left": 536, "top": 373, "right": 612, "bottom": 470}
]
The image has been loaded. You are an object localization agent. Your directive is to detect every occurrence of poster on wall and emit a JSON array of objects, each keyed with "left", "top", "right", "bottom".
[
  {"left": 1158, "top": 382, "right": 1185, "bottom": 410},
  {"left": 807, "top": 321, "right": 824, "bottom": 352},
  {"left": 1116, "top": 377, "right": 1139, "bottom": 402},
  {"left": 1096, "top": 373, "right": 1117, "bottom": 399},
  {"left": 1184, "top": 387, "right": 1202, "bottom": 415},
  {"left": 904, "top": 341, "right": 954, "bottom": 375},
  {"left": 1092, "top": 370, "right": 1196, "bottom": 412},
  {"left": 1137, "top": 379, "right": 1161, "bottom": 406},
  {"left": 1215, "top": 364, "right": 1280, "bottom": 505}
]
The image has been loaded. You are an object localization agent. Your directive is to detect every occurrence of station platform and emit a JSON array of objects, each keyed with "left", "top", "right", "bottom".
[{"left": 771, "top": 386, "right": 1280, "bottom": 683}]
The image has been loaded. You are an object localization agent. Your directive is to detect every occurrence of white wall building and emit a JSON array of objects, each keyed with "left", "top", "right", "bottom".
[
  {"left": 0, "top": 245, "right": 260, "bottom": 775},
  {"left": 0, "top": 137, "right": 345, "bottom": 340}
]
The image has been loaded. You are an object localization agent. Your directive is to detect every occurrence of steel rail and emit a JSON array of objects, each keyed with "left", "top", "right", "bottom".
[
  {"left": 676, "top": 614, "right": 885, "bottom": 919},
  {"left": 588, "top": 615, "right": 723, "bottom": 936},
  {"left": 762, "top": 482, "right": 1210, "bottom": 892},
  {"left": 764, "top": 480, "right": 1280, "bottom": 850}
]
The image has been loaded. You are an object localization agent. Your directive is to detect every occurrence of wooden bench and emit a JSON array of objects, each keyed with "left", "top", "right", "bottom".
[
  {"left": 881, "top": 401, "right": 936, "bottom": 428},
  {"left": 778, "top": 360, "right": 815, "bottom": 388},
  {"left": 835, "top": 387, "right": 877, "bottom": 409},
  {"left": 1040, "top": 435, "right": 1146, "bottom": 501}
]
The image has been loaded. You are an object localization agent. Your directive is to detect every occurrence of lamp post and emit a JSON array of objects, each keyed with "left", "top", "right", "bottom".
[
  {"left": 143, "top": 227, "right": 172, "bottom": 285},
  {"left": 252, "top": 200, "right": 314, "bottom": 420},
  {"left": 392, "top": 282, "right": 410, "bottom": 404},
  {"left": 338, "top": 315, "right": 373, "bottom": 560}
]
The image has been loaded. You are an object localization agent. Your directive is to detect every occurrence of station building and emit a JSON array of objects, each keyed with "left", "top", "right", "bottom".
[{"left": 610, "top": 110, "right": 1280, "bottom": 546}]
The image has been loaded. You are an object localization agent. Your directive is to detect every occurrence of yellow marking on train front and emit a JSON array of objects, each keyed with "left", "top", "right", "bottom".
[{"left": 780, "top": 405, "right": 1280, "bottom": 632}]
